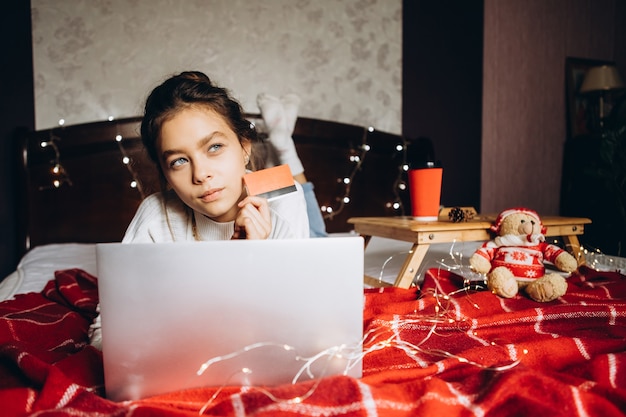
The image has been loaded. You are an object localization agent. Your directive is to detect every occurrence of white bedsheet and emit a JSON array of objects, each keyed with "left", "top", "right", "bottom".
[
  {"left": 362, "top": 236, "right": 483, "bottom": 287},
  {"left": 0, "top": 237, "right": 486, "bottom": 301},
  {"left": 0, "top": 243, "right": 98, "bottom": 301}
]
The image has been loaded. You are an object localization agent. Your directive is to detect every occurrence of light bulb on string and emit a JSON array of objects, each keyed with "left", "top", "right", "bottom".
[
  {"left": 108, "top": 119, "right": 147, "bottom": 197},
  {"left": 38, "top": 132, "right": 72, "bottom": 190},
  {"left": 113, "top": 128, "right": 146, "bottom": 198}
]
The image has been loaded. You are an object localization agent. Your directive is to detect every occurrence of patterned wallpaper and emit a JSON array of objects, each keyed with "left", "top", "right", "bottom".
[{"left": 31, "top": 0, "right": 402, "bottom": 134}]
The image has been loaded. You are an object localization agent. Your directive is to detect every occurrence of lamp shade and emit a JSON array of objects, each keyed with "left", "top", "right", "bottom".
[{"left": 580, "top": 65, "right": 625, "bottom": 93}]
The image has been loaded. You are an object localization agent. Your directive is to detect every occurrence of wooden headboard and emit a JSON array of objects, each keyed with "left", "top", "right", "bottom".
[{"left": 15, "top": 115, "right": 428, "bottom": 259}]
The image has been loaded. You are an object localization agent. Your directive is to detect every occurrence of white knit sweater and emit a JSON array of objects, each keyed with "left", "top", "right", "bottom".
[{"left": 122, "top": 184, "right": 310, "bottom": 242}]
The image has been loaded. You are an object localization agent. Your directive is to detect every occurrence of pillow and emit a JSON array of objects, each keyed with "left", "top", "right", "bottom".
[{"left": 0, "top": 243, "right": 97, "bottom": 301}]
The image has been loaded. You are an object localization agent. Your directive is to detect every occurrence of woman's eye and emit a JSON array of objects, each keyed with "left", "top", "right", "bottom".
[
  {"left": 169, "top": 157, "right": 188, "bottom": 168},
  {"left": 208, "top": 143, "right": 223, "bottom": 153}
]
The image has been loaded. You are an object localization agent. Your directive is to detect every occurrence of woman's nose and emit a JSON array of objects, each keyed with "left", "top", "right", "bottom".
[{"left": 192, "top": 162, "right": 212, "bottom": 184}]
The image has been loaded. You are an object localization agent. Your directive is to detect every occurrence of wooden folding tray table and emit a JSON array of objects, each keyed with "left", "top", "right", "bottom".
[{"left": 348, "top": 214, "right": 592, "bottom": 288}]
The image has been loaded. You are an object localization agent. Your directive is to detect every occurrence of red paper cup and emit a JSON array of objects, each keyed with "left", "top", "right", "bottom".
[{"left": 408, "top": 167, "right": 443, "bottom": 221}]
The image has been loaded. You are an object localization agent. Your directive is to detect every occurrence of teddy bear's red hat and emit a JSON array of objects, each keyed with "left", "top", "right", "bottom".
[{"left": 491, "top": 207, "right": 546, "bottom": 235}]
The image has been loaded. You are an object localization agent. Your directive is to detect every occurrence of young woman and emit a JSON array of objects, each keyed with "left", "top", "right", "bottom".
[
  {"left": 90, "top": 72, "right": 310, "bottom": 348},
  {"left": 123, "top": 71, "right": 310, "bottom": 242}
]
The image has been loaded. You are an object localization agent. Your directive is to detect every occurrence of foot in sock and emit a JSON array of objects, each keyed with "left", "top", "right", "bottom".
[
  {"left": 256, "top": 93, "right": 287, "bottom": 134},
  {"left": 257, "top": 92, "right": 304, "bottom": 176},
  {"left": 281, "top": 93, "right": 301, "bottom": 134}
]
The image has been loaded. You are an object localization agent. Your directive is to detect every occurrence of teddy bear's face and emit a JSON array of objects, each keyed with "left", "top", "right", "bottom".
[{"left": 498, "top": 212, "right": 542, "bottom": 237}]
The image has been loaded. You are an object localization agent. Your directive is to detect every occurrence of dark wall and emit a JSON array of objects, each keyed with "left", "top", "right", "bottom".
[
  {"left": 402, "top": 0, "right": 483, "bottom": 211},
  {"left": 0, "top": 0, "right": 34, "bottom": 277},
  {"left": 615, "top": 0, "right": 626, "bottom": 70}
]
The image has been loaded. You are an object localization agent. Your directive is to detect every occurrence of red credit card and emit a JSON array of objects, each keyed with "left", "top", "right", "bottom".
[{"left": 243, "top": 164, "right": 297, "bottom": 200}]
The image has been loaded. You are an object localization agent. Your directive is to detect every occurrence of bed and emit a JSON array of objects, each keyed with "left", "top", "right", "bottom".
[{"left": 2, "top": 116, "right": 626, "bottom": 416}]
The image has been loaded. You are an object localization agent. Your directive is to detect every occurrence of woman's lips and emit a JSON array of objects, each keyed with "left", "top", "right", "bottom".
[{"left": 199, "top": 188, "right": 223, "bottom": 203}]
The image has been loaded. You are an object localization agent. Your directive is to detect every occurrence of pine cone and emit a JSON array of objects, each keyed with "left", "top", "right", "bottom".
[{"left": 449, "top": 207, "right": 465, "bottom": 223}]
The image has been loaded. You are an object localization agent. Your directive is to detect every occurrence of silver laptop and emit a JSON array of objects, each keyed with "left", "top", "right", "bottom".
[{"left": 96, "top": 237, "right": 364, "bottom": 401}]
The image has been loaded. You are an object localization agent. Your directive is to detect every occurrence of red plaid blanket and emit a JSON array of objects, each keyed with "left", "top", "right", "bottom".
[{"left": 1, "top": 267, "right": 625, "bottom": 416}]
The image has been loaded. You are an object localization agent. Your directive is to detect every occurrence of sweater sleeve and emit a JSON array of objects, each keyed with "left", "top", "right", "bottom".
[
  {"left": 267, "top": 182, "right": 310, "bottom": 239},
  {"left": 475, "top": 241, "right": 496, "bottom": 263},
  {"left": 541, "top": 242, "right": 566, "bottom": 264},
  {"left": 122, "top": 193, "right": 190, "bottom": 243}
]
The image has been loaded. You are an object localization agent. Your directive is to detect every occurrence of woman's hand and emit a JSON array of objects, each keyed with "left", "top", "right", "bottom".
[{"left": 231, "top": 196, "right": 271, "bottom": 239}]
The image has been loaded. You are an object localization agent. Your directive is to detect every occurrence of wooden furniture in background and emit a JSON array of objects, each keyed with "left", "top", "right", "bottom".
[{"left": 349, "top": 214, "right": 592, "bottom": 289}]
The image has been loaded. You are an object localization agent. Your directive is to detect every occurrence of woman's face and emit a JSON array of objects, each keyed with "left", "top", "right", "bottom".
[{"left": 157, "top": 106, "right": 251, "bottom": 222}]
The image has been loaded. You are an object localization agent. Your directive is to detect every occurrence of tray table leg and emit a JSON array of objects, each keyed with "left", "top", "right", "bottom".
[
  {"left": 562, "top": 234, "right": 586, "bottom": 265},
  {"left": 394, "top": 244, "right": 430, "bottom": 288}
]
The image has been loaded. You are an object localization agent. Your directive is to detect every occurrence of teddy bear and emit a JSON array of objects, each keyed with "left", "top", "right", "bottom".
[{"left": 469, "top": 207, "right": 579, "bottom": 302}]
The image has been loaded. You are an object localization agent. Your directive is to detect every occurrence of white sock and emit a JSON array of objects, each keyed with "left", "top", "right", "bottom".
[
  {"left": 281, "top": 93, "right": 301, "bottom": 134},
  {"left": 257, "top": 93, "right": 304, "bottom": 176},
  {"left": 256, "top": 93, "right": 286, "bottom": 132}
]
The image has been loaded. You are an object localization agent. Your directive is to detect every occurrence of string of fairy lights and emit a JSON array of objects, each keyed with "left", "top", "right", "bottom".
[
  {"left": 40, "top": 118, "right": 411, "bottom": 218},
  {"left": 39, "top": 117, "right": 145, "bottom": 198},
  {"left": 114, "top": 131, "right": 147, "bottom": 199},
  {"left": 319, "top": 125, "right": 410, "bottom": 220},
  {"left": 38, "top": 131, "right": 72, "bottom": 190},
  {"left": 191, "top": 262, "right": 522, "bottom": 410}
]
